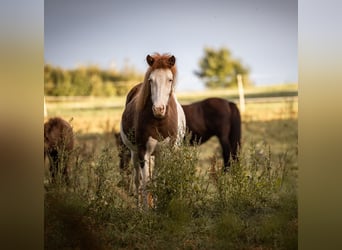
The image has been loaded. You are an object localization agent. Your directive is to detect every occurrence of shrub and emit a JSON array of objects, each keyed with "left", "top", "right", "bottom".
[
  {"left": 149, "top": 137, "right": 200, "bottom": 213},
  {"left": 213, "top": 141, "right": 286, "bottom": 213}
]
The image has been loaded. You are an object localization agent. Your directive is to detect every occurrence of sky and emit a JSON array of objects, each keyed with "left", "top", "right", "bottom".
[{"left": 44, "top": 0, "right": 298, "bottom": 91}]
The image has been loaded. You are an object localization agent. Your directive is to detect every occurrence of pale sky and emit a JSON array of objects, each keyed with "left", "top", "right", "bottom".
[{"left": 44, "top": 0, "right": 297, "bottom": 91}]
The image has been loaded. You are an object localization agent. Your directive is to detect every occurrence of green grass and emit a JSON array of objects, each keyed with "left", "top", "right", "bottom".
[
  {"left": 44, "top": 84, "right": 297, "bottom": 249},
  {"left": 45, "top": 119, "right": 297, "bottom": 249}
]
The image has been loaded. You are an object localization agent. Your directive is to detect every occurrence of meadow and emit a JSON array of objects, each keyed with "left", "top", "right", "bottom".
[{"left": 44, "top": 84, "right": 298, "bottom": 249}]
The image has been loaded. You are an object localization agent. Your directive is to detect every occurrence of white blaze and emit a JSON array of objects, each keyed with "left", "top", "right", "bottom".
[{"left": 149, "top": 68, "right": 173, "bottom": 117}]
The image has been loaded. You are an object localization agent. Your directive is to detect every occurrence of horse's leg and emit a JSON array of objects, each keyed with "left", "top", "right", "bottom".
[
  {"left": 119, "top": 147, "right": 131, "bottom": 172},
  {"left": 141, "top": 155, "right": 150, "bottom": 208},
  {"left": 229, "top": 134, "right": 240, "bottom": 163},
  {"left": 149, "top": 155, "right": 155, "bottom": 206},
  {"left": 62, "top": 154, "right": 71, "bottom": 186},
  {"left": 118, "top": 145, "right": 131, "bottom": 191},
  {"left": 141, "top": 137, "right": 158, "bottom": 208},
  {"left": 228, "top": 125, "right": 240, "bottom": 164},
  {"left": 229, "top": 102, "right": 241, "bottom": 164},
  {"left": 49, "top": 150, "right": 59, "bottom": 183},
  {"left": 219, "top": 137, "right": 232, "bottom": 172},
  {"left": 131, "top": 152, "right": 141, "bottom": 206}
]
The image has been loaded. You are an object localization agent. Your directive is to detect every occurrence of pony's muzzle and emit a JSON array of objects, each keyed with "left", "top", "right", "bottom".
[{"left": 152, "top": 104, "right": 166, "bottom": 118}]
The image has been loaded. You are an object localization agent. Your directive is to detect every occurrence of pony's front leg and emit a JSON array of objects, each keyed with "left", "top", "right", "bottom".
[
  {"left": 141, "top": 137, "right": 158, "bottom": 208},
  {"left": 133, "top": 151, "right": 152, "bottom": 208},
  {"left": 131, "top": 152, "right": 142, "bottom": 207},
  {"left": 141, "top": 154, "right": 155, "bottom": 208},
  {"left": 141, "top": 157, "right": 150, "bottom": 208}
]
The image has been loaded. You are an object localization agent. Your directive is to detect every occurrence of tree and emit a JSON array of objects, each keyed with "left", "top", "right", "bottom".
[
  {"left": 44, "top": 63, "right": 144, "bottom": 96},
  {"left": 70, "top": 68, "right": 91, "bottom": 96},
  {"left": 195, "top": 47, "right": 250, "bottom": 88}
]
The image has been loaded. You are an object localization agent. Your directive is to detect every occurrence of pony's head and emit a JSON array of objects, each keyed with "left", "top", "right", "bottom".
[{"left": 144, "top": 53, "right": 177, "bottom": 118}]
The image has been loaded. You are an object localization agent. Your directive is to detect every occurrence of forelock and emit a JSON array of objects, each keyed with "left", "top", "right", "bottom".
[{"left": 148, "top": 53, "right": 177, "bottom": 76}]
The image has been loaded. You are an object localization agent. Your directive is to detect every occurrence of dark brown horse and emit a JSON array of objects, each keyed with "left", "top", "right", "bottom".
[
  {"left": 120, "top": 53, "right": 186, "bottom": 207},
  {"left": 44, "top": 117, "right": 74, "bottom": 184},
  {"left": 182, "top": 98, "right": 241, "bottom": 171}
]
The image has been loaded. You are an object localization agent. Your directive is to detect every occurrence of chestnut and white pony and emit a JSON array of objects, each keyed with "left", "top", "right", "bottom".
[{"left": 120, "top": 53, "right": 186, "bottom": 208}]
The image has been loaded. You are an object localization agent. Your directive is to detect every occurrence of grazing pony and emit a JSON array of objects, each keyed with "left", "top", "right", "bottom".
[
  {"left": 182, "top": 98, "right": 241, "bottom": 171},
  {"left": 44, "top": 117, "right": 74, "bottom": 184},
  {"left": 120, "top": 53, "right": 186, "bottom": 207}
]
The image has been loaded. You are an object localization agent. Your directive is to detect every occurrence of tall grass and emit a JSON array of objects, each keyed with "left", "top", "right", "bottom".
[{"left": 45, "top": 125, "right": 297, "bottom": 249}]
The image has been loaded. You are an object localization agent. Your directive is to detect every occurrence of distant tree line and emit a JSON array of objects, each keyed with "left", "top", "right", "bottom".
[
  {"left": 44, "top": 64, "right": 144, "bottom": 96},
  {"left": 45, "top": 47, "right": 251, "bottom": 96}
]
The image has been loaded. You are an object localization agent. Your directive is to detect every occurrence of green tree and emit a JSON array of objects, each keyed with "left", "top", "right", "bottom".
[
  {"left": 102, "top": 81, "right": 116, "bottom": 96},
  {"left": 44, "top": 63, "right": 144, "bottom": 96},
  {"left": 89, "top": 74, "right": 104, "bottom": 96},
  {"left": 70, "top": 68, "right": 91, "bottom": 96},
  {"left": 195, "top": 47, "right": 250, "bottom": 88},
  {"left": 44, "top": 64, "right": 73, "bottom": 96}
]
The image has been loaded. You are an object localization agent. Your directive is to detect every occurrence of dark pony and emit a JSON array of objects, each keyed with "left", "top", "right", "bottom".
[
  {"left": 44, "top": 117, "right": 74, "bottom": 184},
  {"left": 182, "top": 98, "right": 241, "bottom": 171},
  {"left": 120, "top": 53, "right": 186, "bottom": 207}
]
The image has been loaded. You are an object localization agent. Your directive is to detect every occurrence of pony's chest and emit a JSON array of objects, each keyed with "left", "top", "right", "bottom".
[{"left": 138, "top": 117, "right": 177, "bottom": 140}]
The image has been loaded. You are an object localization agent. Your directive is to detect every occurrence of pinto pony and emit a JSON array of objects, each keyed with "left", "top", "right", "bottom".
[
  {"left": 182, "top": 98, "right": 241, "bottom": 171},
  {"left": 120, "top": 53, "right": 186, "bottom": 207},
  {"left": 117, "top": 96, "right": 241, "bottom": 175},
  {"left": 44, "top": 117, "right": 74, "bottom": 184}
]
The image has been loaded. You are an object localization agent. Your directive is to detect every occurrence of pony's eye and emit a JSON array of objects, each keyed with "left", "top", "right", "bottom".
[{"left": 169, "top": 79, "right": 173, "bottom": 84}]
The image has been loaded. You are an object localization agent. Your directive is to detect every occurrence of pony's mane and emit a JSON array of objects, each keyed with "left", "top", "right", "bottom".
[{"left": 136, "top": 53, "right": 177, "bottom": 110}]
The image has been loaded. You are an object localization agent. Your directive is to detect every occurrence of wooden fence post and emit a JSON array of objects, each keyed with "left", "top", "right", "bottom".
[{"left": 237, "top": 74, "right": 245, "bottom": 113}]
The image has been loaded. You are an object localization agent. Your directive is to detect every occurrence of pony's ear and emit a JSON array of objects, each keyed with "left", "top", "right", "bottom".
[
  {"left": 168, "top": 55, "right": 176, "bottom": 66},
  {"left": 146, "top": 55, "right": 154, "bottom": 66}
]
